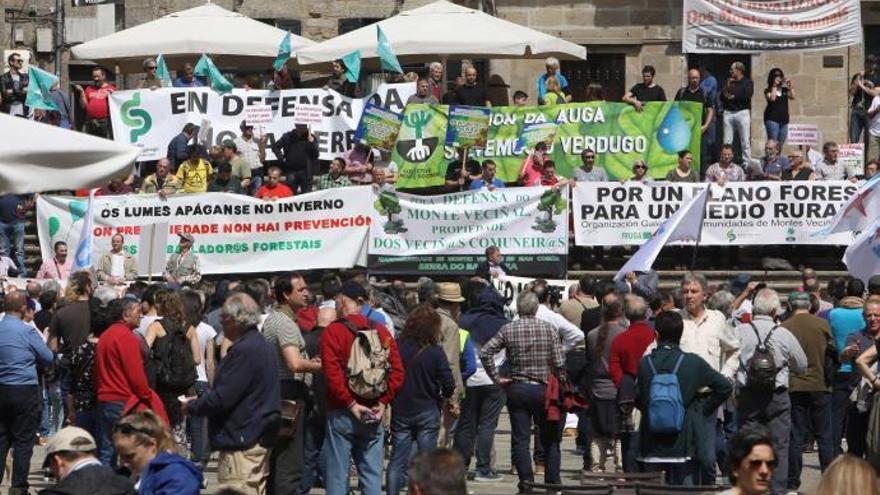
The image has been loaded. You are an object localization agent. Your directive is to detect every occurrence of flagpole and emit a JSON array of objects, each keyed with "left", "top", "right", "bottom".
[
  {"left": 689, "top": 184, "right": 712, "bottom": 271},
  {"left": 147, "top": 224, "right": 155, "bottom": 283}
]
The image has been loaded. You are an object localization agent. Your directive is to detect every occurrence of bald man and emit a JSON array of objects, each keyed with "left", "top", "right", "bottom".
[{"left": 675, "top": 68, "right": 715, "bottom": 169}]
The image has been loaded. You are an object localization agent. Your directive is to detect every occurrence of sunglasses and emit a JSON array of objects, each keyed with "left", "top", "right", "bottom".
[
  {"left": 146, "top": 66, "right": 157, "bottom": 70},
  {"left": 633, "top": 165, "right": 647, "bottom": 170},
  {"left": 748, "top": 459, "right": 777, "bottom": 469}
]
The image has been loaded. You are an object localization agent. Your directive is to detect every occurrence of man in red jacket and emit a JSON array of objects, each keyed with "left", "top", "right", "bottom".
[
  {"left": 95, "top": 299, "right": 156, "bottom": 467},
  {"left": 320, "top": 281, "right": 403, "bottom": 495}
]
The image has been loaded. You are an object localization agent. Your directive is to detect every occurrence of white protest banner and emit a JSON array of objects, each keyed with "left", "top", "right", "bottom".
[
  {"left": 839, "top": 143, "right": 865, "bottom": 177},
  {"left": 786, "top": 124, "right": 820, "bottom": 146},
  {"left": 37, "top": 189, "right": 372, "bottom": 275},
  {"left": 293, "top": 103, "right": 324, "bottom": 126},
  {"left": 110, "top": 83, "right": 416, "bottom": 162},
  {"left": 244, "top": 105, "right": 274, "bottom": 126},
  {"left": 369, "top": 186, "right": 569, "bottom": 277},
  {"left": 683, "top": 0, "right": 862, "bottom": 53},
  {"left": 574, "top": 181, "right": 858, "bottom": 246}
]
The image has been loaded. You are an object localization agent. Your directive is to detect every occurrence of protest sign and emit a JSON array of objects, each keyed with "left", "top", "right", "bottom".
[
  {"left": 293, "top": 103, "right": 324, "bottom": 126},
  {"left": 110, "top": 83, "right": 415, "bottom": 162},
  {"left": 354, "top": 103, "right": 403, "bottom": 151},
  {"left": 445, "top": 106, "right": 490, "bottom": 149},
  {"left": 839, "top": 143, "right": 865, "bottom": 177},
  {"left": 683, "top": 0, "right": 862, "bottom": 53},
  {"left": 786, "top": 124, "right": 820, "bottom": 147},
  {"left": 391, "top": 101, "right": 702, "bottom": 189},
  {"left": 573, "top": 181, "right": 859, "bottom": 246},
  {"left": 37, "top": 189, "right": 373, "bottom": 275},
  {"left": 369, "top": 186, "right": 569, "bottom": 277},
  {"left": 244, "top": 105, "right": 274, "bottom": 126},
  {"left": 518, "top": 121, "right": 558, "bottom": 150}
]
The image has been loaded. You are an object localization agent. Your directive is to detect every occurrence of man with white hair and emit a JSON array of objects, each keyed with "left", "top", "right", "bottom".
[
  {"left": 536, "top": 57, "right": 571, "bottom": 105},
  {"left": 734, "top": 288, "right": 807, "bottom": 495},
  {"left": 428, "top": 62, "right": 443, "bottom": 101}
]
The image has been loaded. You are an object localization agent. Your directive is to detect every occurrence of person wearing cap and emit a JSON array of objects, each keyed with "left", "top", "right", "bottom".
[
  {"left": 435, "top": 282, "right": 466, "bottom": 447},
  {"left": 40, "top": 426, "right": 136, "bottom": 495},
  {"left": 138, "top": 58, "right": 163, "bottom": 90},
  {"left": 96, "top": 234, "right": 138, "bottom": 285},
  {"left": 176, "top": 145, "right": 212, "bottom": 193},
  {"left": 780, "top": 290, "right": 834, "bottom": 492},
  {"left": 320, "top": 281, "right": 404, "bottom": 495},
  {"left": 163, "top": 233, "right": 201, "bottom": 286},
  {"left": 233, "top": 120, "right": 266, "bottom": 195},
  {"left": 222, "top": 139, "right": 252, "bottom": 191},
  {"left": 0, "top": 291, "right": 54, "bottom": 494}
]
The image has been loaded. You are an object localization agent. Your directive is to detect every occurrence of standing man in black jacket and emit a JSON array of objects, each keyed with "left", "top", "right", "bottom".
[
  {"left": 184, "top": 293, "right": 281, "bottom": 495},
  {"left": 272, "top": 124, "right": 319, "bottom": 194}
]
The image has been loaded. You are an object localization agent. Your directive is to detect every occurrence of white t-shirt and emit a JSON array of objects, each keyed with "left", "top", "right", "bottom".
[
  {"left": 195, "top": 322, "right": 217, "bottom": 382},
  {"left": 869, "top": 96, "right": 880, "bottom": 137},
  {"left": 110, "top": 254, "right": 125, "bottom": 278},
  {"left": 0, "top": 256, "right": 17, "bottom": 276},
  {"left": 137, "top": 314, "right": 162, "bottom": 337}
]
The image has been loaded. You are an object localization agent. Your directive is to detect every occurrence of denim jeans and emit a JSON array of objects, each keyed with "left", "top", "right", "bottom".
[
  {"left": 74, "top": 408, "right": 100, "bottom": 443},
  {"left": 696, "top": 407, "right": 720, "bottom": 485},
  {"left": 387, "top": 407, "right": 441, "bottom": 495},
  {"left": 97, "top": 401, "right": 125, "bottom": 467},
  {"left": 764, "top": 120, "right": 789, "bottom": 147},
  {"left": 851, "top": 106, "right": 868, "bottom": 145},
  {"left": 506, "top": 383, "right": 563, "bottom": 492},
  {"left": 187, "top": 381, "right": 210, "bottom": 466},
  {"left": 286, "top": 170, "right": 312, "bottom": 195},
  {"left": 39, "top": 381, "right": 63, "bottom": 438},
  {"left": 831, "top": 373, "right": 854, "bottom": 457},
  {"left": 642, "top": 460, "right": 696, "bottom": 485},
  {"left": 787, "top": 391, "right": 833, "bottom": 490},
  {"left": 299, "top": 407, "right": 327, "bottom": 495},
  {"left": 324, "top": 408, "right": 384, "bottom": 495},
  {"left": 0, "top": 385, "right": 41, "bottom": 490},
  {"left": 723, "top": 109, "right": 752, "bottom": 165},
  {"left": 453, "top": 384, "right": 505, "bottom": 475},
  {"left": 0, "top": 220, "right": 26, "bottom": 276},
  {"left": 250, "top": 171, "right": 264, "bottom": 196}
]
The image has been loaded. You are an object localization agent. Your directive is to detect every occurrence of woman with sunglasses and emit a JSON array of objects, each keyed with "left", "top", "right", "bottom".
[
  {"left": 112, "top": 410, "right": 202, "bottom": 495},
  {"left": 720, "top": 426, "right": 778, "bottom": 495},
  {"left": 627, "top": 159, "right": 652, "bottom": 184}
]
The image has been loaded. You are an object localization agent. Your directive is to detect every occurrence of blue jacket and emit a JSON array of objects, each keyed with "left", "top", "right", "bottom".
[
  {"left": 459, "top": 285, "right": 509, "bottom": 346},
  {"left": 0, "top": 314, "right": 54, "bottom": 385},
  {"left": 138, "top": 452, "right": 202, "bottom": 495}
]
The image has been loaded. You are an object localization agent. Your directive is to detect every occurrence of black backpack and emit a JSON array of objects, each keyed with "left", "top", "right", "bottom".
[
  {"left": 744, "top": 323, "right": 779, "bottom": 392},
  {"left": 151, "top": 320, "right": 196, "bottom": 393}
]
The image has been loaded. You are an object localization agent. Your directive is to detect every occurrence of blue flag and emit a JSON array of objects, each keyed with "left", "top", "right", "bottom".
[
  {"left": 194, "top": 54, "right": 234, "bottom": 94},
  {"left": 73, "top": 189, "right": 96, "bottom": 271},
  {"left": 376, "top": 26, "right": 402, "bottom": 73},
  {"left": 25, "top": 66, "right": 59, "bottom": 111},
  {"left": 273, "top": 32, "right": 292, "bottom": 71},
  {"left": 156, "top": 54, "right": 172, "bottom": 87},
  {"left": 341, "top": 50, "right": 361, "bottom": 83}
]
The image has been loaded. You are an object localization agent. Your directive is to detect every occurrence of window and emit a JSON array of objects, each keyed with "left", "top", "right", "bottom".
[
  {"left": 338, "top": 18, "right": 382, "bottom": 35},
  {"left": 255, "top": 18, "right": 302, "bottom": 35},
  {"left": 560, "top": 53, "right": 625, "bottom": 102}
]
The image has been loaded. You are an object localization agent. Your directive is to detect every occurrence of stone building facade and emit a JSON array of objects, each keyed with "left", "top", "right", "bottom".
[{"left": 0, "top": 0, "right": 874, "bottom": 149}]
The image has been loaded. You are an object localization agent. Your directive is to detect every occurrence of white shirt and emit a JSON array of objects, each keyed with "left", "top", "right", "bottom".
[
  {"left": 870, "top": 96, "right": 880, "bottom": 137},
  {"left": 680, "top": 308, "right": 741, "bottom": 379},
  {"left": 137, "top": 315, "right": 161, "bottom": 337},
  {"left": 467, "top": 345, "right": 505, "bottom": 387},
  {"left": 110, "top": 253, "right": 125, "bottom": 278},
  {"left": 0, "top": 256, "right": 17, "bottom": 276},
  {"left": 195, "top": 322, "right": 217, "bottom": 382},
  {"left": 520, "top": 304, "right": 585, "bottom": 352}
]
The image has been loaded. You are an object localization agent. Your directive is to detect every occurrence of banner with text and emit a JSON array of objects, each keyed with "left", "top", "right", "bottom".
[
  {"left": 37, "top": 189, "right": 372, "bottom": 275},
  {"left": 392, "top": 101, "right": 702, "bottom": 189},
  {"left": 369, "top": 186, "right": 569, "bottom": 277},
  {"left": 110, "top": 83, "right": 415, "bottom": 162},
  {"left": 683, "top": 0, "right": 862, "bottom": 53},
  {"left": 574, "top": 181, "right": 858, "bottom": 246}
]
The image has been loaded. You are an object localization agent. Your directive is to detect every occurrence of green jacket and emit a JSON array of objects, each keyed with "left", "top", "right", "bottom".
[{"left": 636, "top": 344, "right": 732, "bottom": 460}]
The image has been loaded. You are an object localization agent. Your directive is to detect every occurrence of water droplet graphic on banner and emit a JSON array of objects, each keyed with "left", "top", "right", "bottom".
[{"left": 656, "top": 105, "right": 691, "bottom": 154}]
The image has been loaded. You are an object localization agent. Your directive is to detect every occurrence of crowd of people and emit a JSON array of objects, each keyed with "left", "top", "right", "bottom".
[{"left": 0, "top": 246, "right": 879, "bottom": 494}]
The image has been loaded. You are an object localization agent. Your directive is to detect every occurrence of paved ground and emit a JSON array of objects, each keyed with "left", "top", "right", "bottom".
[{"left": 9, "top": 411, "right": 822, "bottom": 494}]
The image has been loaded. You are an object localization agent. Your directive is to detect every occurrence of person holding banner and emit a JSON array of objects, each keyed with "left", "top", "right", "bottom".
[
  {"left": 705, "top": 145, "right": 747, "bottom": 184},
  {"left": 623, "top": 65, "right": 666, "bottom": 113},
  {"left": 456, "top": 67, "right": 490, "bottom": 108},
  {"left": 665, "top": 150, "right": 699, "bottom": 183},
  {"left": 519, "top": 142, "right": 549, "bottom": 187},
  {"left": 783, "top": 150, "right": 816, "bottom": 181},
  {"left": 36, "top": 241, "right": 72, "bottom": 281},
  {"left": 344, "top": 142, "right": 376, "bottom": 185},
  {"left": 96, "top": 234, "right": 137, "bottom": 285},
  {"left": 572, "top": 148, "right": 608, "bottom": 182},
  {"left": 318, "top": 158, "right": 354, "bottom": 190},
  {"left": 469, "top": 161, "right": 505, "bottom": 191},
  {"left": 256, "top": 167, "right": 294, "bottom": 200}
]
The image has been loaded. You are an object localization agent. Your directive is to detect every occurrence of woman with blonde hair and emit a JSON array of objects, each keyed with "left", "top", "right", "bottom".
[
  {"left": 542, "top": 75, "right": 567, "bottom": 106},
  {"left": 113, "top": 410, "right": 202, "bottom": 494},
  {"left": 814, "top": 455, "right": 880, "bottom": 495}
]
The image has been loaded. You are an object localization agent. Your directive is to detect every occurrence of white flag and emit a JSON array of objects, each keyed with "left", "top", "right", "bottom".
[
  {"left": 614, "top": 186, "right": 710, "bottom": 281},
  {"left": 843, "top": 220, "right": 880, "bottom": 284},
  {"left": 72, "top": 189, "right": 96, "bottom": 271},
  {"left": 816, "top": 174, "right": 880, "bottom": 236}
]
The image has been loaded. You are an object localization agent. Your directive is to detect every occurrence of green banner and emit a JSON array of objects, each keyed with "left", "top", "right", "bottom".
[
  {"left": 354, "top": 103, "right": 403, "bottom": 151},
  {"left": 392, "top": 101, "right": 703, "bottom": 189}
]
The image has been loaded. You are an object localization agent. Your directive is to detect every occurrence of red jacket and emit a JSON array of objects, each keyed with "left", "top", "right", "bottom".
[
  {"left": 608, "top": 321, "right": 656, "bottom": 388},
  {"left": 320, "top": 314, "right": 403, "bottom": 412},
  {"left": 96, "top": 321, "right": 154, "bottom": 405}
]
